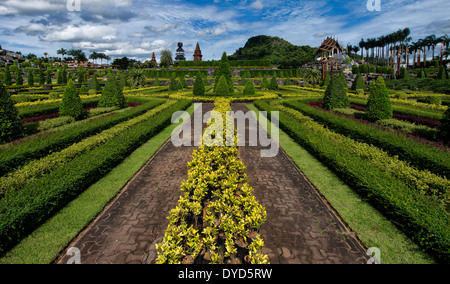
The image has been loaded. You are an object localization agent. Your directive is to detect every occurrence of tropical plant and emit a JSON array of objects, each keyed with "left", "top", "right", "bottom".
[
  {"left": 303, "top": 69, "right": 321, "bottom": 85},
  {"left": 128, "top": 69, "right": 146, "bottom": 87},
  {"left": 160, "top": 50, "right": 173, "bottom": 68},
  {"left": 57, "top": 48, "right": 67, "bottom": 61}
]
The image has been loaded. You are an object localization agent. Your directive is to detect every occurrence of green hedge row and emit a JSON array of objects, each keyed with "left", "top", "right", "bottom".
[
  {"left": 0, "top": 100, "right": 191, "bottom": 255},
  {"left": 144, "top": 70, "right": 208, "bottom": 79},
  {"left": 284, "top": 100, "right": 450, "bottom": 178},
  {"left": 17, "top": 98, "right": 99, "bottom": 119},
  {"left": 255, "top": 99, "right": 450, "bottom": 263},
  {"left": 0, "top": 99, "right": 165, "bottom": 177},
  {"left": 239, "top": 69, "right": 302, "bottom": 78},
  {"left": 177, "top": 59, "right": 271, "bottom": 68}
]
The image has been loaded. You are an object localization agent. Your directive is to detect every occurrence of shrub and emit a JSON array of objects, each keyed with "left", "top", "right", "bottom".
[
  {"left": 193, "top": 75, "right": 205, "bottom": 96},
  {"left": 214, "top": 52, "right": 233, "bottom": 94},
  {"left": 4, "top": 67, "right": 12, "bottom": 86},
  {"left": 243, "top": 80, "right": 256, "bottom": 96},
  {"left": 0, "top": 84, "right": 23, "bottom": 143},
  {"left": 352, "top": 65, "right": 359, "bottom": 75},
  {"left": 437, "top": 66, "right": 449, "bottom": 80},
  {"left": 79, "top": 85, "right": 88, "bottom": 94},
  {"left": 366, "top": 77, "right": 393, "bottom": 121},
  {"left": 322, "top": 74, "right": 349, "bottom": 110},
  {"left": 215, "top": 75, "right": 230, "bottom": 96},
  {"left": 48, "top": 92, "right": 60, "bottom": 100},
  {"left": 439, "top": 108, "right": 450, "bottom": 144},
  {"left": 320, "top": 72, "right": 330, "bottom": 87},
  {"left": 284, "top": 77, "right": 292, "bottom": 86},
  {"left": 424, "top": 96, "right": 442, "bottom": 106},
  {"left": 60, "top": 80, "right": 84, "bottom": 120},
  {"left": 27, "top": 71, "right": 34, "bottom": 87},
  {"left": 169, "top": 75, "right": 178, "bottom": 91},
  {"left": 16, "top": 70, "right": 23, "bottom": 86},
  {"left": 260, "top": 76, "right": 269, "bottom": 90},
  {"left": 99, "top": 74, "right": 126, "bottom": 109},
  {"left": 88, "top": 74, "right": 101, "bottom": 92},
  {"left": 351, "top": 72, "right": 366, "bottom": 90},
  {"left": 417, "top": 68, "right": 427, "bottom": 79},
  {"left": 399, "top": 67, "right": 410, "bottom": 80},
  {"left": 46, "top": 71, "right": 52, "bottom": 85},
  {"left": 269, "top": 77, "right": 279, "bottom": 90}
]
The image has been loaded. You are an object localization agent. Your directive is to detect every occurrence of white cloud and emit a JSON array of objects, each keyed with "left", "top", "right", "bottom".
[
  {"left": 41, "top": 25, "right": 118, "bottom": 42},
  {"left": 249, "top": 0, "right": 264, "bottom": 10}
]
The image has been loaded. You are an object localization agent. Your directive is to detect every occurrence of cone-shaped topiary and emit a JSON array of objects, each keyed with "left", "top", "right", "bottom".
[
  {"left": 439, "top": 108, "right": 450, "bottom": 144},
  {"left": 269, "top": 77, "right": 279, "bottom": 90},
  {"left": 193, "top": 75, "right": 205, "bottom": 96},
  {"left": 366, "top": 76, "right": 392, "bottom": 121},
  {"left": 399, "top": 67, "right": 410, "bottom": 80},
  {"left": 99, "top": 74, "right": 126, "bottom": 109},
  {"left": 320, "top": 72, "right": 330, "bottom": 87},
  {"left": 260, "top": 76, "right": 269, "bottom": 90},
  {"left": 27, "top": 71, "right": 34, "bottom": 87},
  {"left": 351, "top": 72, "right": 366, "bottom": 90},
  {"left": 88, "top": 74, "right": 101, "bottom": 92},
  {"left": 338, "top": 72, "right": 348, "bottom": 90},
  {"left": 437, "top": 66, "right": 449, "bottom": 80},
  {"left": 46, "top": 71, "right": 52, "bottom": 85},
  {"left": 60, "top": 80, "right": 84, "bottom": 120},
  {"left": 322, "top": 74, "right": 349, "bottom": 110},
  {"left": 214, "top": 52, "right": 233, "bottom": 94},
  {"left": 4, "top": 67, "right": 12, "bottom": 86},
  {"left": 16, "top": 70, "right": 23, "bottom": 86},
  {"left": 215, "top": 75, "right": 229, "bottom": 96},
  {"left": 0, "top": 84, "right": 23, "bottom": 143},
  {"left": 284, "top": 77, "right": 292, "bottom": 86},
  {"left": 243, "top": 80, "right": 256, "bottom": 96},
  {"left": 169, "top": 75, "right": 178, "bottom": 91}
]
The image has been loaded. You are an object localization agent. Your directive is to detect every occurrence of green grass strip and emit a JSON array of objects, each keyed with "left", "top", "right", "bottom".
[
  {"left": 0, "top": 104, "right": 196, "bottom": 264},
  {"left": 247, "top": 104, "right": 435, "bottom": 264}
]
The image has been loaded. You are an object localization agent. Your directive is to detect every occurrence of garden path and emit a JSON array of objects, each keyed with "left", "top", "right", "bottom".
[{"left": 57, "top": 103, "right": 368, "bottom": 264}]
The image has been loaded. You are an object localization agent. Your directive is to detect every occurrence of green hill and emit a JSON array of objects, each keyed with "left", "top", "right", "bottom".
[{"left": 229, "top": 35, "right": 316, "bottom": 69}]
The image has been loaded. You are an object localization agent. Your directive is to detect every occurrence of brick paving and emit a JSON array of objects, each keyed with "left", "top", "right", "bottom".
[{"left": 57, "top": 103, "right": 369, "bottom": 264}]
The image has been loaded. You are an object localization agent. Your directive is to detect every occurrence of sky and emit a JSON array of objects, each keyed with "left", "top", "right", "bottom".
[{"left": 1, "top": 0, "right": 450, "bottom": 62}]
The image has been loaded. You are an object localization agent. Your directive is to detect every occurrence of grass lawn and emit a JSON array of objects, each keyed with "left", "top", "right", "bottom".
[
  {"left": 0, "top": 104, "right": 196, "bottom": 264},
  {"left": 247, "top": 103, "right": 435, "bottom": 264}
]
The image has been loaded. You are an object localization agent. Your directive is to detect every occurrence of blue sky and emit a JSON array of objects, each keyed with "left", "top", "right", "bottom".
[{"left": 1, "top": 0, "right": 450, "bottom": 62}]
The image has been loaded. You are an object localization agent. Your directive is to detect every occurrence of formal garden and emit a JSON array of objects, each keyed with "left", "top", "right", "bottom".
[{"left": 0, "top": 42, "right": 449, "bottom": 264}]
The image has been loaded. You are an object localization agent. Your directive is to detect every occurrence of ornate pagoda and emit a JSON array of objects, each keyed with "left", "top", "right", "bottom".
[
  {"left": 316, "top": 37, "right": 344, "bottom": 78},
  {"left": 175, "top": 42, "right": 186, "bottom": 63},
  {"left": 193, "top": 42, "right": 203, "bottom": 61}
]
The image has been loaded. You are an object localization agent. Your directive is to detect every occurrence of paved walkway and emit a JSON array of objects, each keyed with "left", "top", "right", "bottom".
[{"left": 57, "top": 103, "right": 368, "bottom": 264}]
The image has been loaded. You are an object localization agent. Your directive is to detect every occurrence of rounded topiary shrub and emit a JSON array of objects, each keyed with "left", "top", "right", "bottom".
[
  {"left": 322, "top": 74, "right": 349, "bottom": 110},
  {"left": 0, "top": 84, "right": 23, "bottom": 143},
  {"left": 366, "top": 77, "right": 393, "bottom": 121},
  {"left": 243, "top": 80, "right": 256, "bottom": 96},
  {"left": 60, "top": 80, "right": 84, "bottom": 120}
]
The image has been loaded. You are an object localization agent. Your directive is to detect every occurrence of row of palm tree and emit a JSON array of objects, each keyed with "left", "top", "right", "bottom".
[
  {"left": 89, "top": 52, "right": 111, "bottom": 65},
  {"left": 57, "top": 48, "right": 111, "bottom": 65},
  {"left": 358, "top": 29, "right": 449, "bottom": 70}
]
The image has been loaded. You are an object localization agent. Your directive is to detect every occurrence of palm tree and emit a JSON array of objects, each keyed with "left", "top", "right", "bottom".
[
  {"left": 160, "top": 50, "right": 173, "bottom": 68},
  {"left": 438, "top": 34, "right": 449, "bottom": 67},
  {"left": 128, "top": 69, "right": 146, "bottom": 87},
  {"left": 89, "top": 52, "right": 99, "bottom": 65},
  {"left": 303, "top": 69, "right": 322, "bottom": 85},
  {"left": 57, "top": 48, "right": 67, "bottom": 61}
]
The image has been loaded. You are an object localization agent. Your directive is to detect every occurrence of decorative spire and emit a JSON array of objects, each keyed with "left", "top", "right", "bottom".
[{"left": 193, "top": 42, "right": 203, "bottom": 61}]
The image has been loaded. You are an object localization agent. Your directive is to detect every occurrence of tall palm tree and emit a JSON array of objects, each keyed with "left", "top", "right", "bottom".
[
  {"left": 57, "top": 48, "right": 67, "bottom": 61},
  {"left": 438, "top": 34, "right": 449, "bottom": 67}
]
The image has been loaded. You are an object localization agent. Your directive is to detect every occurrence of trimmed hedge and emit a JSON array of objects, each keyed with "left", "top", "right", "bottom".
[
  {"left": 255, "top": 99, "right": 450, "bottom": 263},
  {"left": 0, "top": 99, "right": 191, "bottom": 255},
  {"left": 0, "top": 99, "right": 165, "bottom": 177},
  {"left": 285, "top": 100, "right": 450, "bottom": 178}
]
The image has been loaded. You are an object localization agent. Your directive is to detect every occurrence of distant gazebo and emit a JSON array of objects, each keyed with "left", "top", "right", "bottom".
[{"left": 316, "top": 37, "right": 344, "bottom": 78}]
